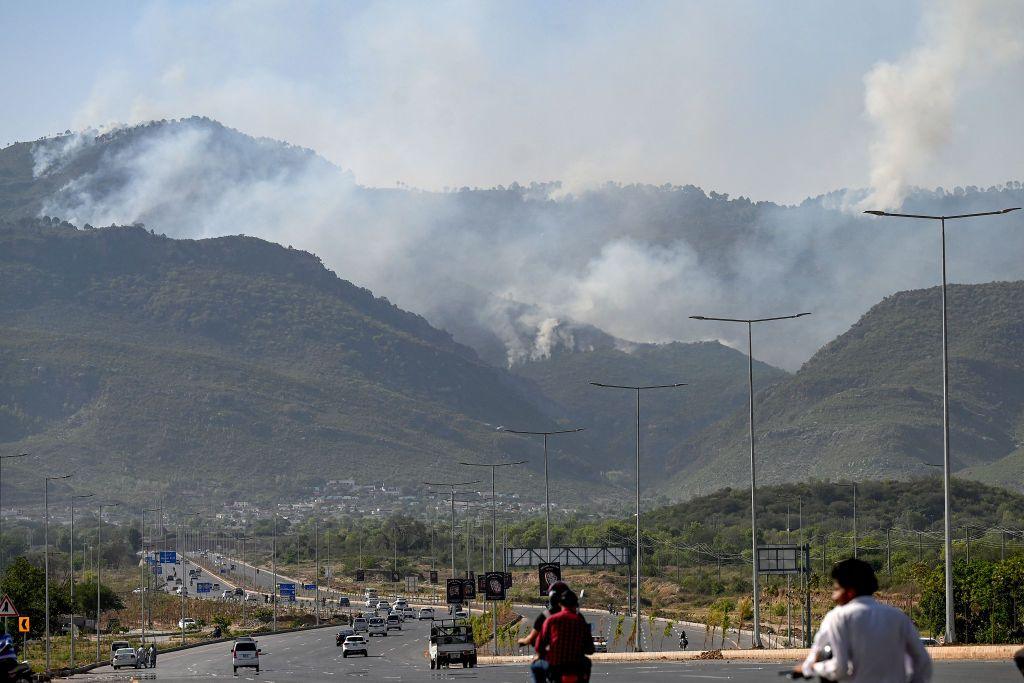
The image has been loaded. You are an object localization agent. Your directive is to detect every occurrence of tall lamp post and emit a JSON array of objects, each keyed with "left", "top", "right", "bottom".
[
  {"left": 96, "top": 502, "right": 120, "bottom": 664},
  {"left": 590, "top": 382, "right": 686, "bottom": 651},
  {"left": 459, "top": 460, "right": 526, "bottom": 654},
  {"left": 424, "top": 481, "right": 481, "bottom": 578},
  {"left": 180, "top": 512, "right": 200, "bottom": 646},
  {"left": 497, "top": 427, "right": 584, "bottom": 555},
  {"left": 141, "top": 506, "right": 162, "bottom": 647},
  {"left": 69, "top": 492, "right": 94, "bottom": 668},
  {"left": 44, "top": 473, "right": 72, "bottom": 671},
  {"left": 0, "top": 452, "right": 28, "bottom": 572},
  {"left": 864, "top": 206, "right": 1019, "bottom": 644},
  {"left": 691, "top": 312, "right": 810, "bottom": 648}
]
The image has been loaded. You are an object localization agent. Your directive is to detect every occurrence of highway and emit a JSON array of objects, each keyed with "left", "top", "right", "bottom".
[{"left": 68, "top": 613, "right": 1023, "bottom": 682}]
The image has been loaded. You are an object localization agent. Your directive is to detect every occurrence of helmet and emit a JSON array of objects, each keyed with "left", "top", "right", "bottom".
[{"left": 547, "top": 580, "right": 570, "bottom": 611}]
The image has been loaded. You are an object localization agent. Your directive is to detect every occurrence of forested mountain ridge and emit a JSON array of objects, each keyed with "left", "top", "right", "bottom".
[
  {"left": 659, "top": 281, "right": 1024, "bottom": 498},
  {"left": 0, "top": 217, "right": 576, "bottom": 504}
]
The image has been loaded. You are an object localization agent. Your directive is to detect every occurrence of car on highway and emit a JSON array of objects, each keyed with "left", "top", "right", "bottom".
[
  {"left": 233, "top": 587, "right": 244, "bottom": 597},
  {"left": 231, "top": 640, "right": 260, "bottom": 673},
  {"left": 429, "top": 620, "right": 477, "bottom": 669},
  {"left": 453, "top": 610, "right": 469, "bottom": 620},
  {"left": 342, "top": 635, "right": 368, "bottom": 657},
  {"left": 401, "top": 605, "right": 416, "bottom": 619},
  {"left": 377, "top": 600, "right": 391, "bottom": 612},
  {"left": 592, "top": 636, "right": 608, "bottom": 653},
  {"left": 368, "top": 617, "right": 387, "bottom": 637},
  {"left": 335, "top": 627, "right": 355, "bottom": 645},
  {"left": 353, "top": 617, "right": 368, "bottom": 633},
  {"left": 338, "top": 596, "right": 350, "bottom": 607},
  {"left": 365, "top": 597, "right": 379, "bottom": 608},
  {"left": 386, "top": 614, "right": 402, "bottom": 631},
  {"left": 221, "top": 589, "right": 234, "bottom": 599},
  {"left": 920, "top": 637, "right": 939, "bottom": 647},
  {"left": 418, "top": 608, "right": 435, "bottom": 620},
  {"left": 178, "top": 618, "right": 198, "bottom": 629},
  {"left": 111, "top": 647, "right": 138, "bottom": 669},
  {"left": 389, "top": 608, "right": 404, "bottom": 622}
]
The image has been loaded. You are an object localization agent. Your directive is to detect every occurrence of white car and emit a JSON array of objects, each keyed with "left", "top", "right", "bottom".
[
  {"left": 111, "top": 647, "right": 137, "bottom": 669},
  {"left": 401, "top": 606, "right": 416, "bottom": 619},
  {"left": 365, "top": 597, "right": 379, "bottom": 608},
  {"left": 367, "top": 617, "right": 387, "bottom": 637},
  {"left": 377, "top": 601, "right": 391, "bottom": 612},
  {"left": 178, "top": 618, "right": 198, "bottom": 629},
  {"left": 418, "top": 608, "right": 435, "bottom": 620},
  {"left": 231, "top": 640, "right": 260, "bottom": 673},
  {"left": 353, "top": 617, "right": 368, "bottom": 633},
  {"left": 342, "top": 635, "right": 368, "bottom": 657},
  {"left": 453, "top": 610, "right": 469, "bottom": 620}
]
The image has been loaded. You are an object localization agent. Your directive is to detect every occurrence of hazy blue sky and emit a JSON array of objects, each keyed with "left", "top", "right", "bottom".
[{"left": 2, "top": 0, "right": 1021, "bottom": 203}]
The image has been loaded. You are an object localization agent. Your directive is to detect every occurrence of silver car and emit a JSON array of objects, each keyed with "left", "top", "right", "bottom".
[{"left": 112, "top": 647, "right": 137, "bottom": 669}]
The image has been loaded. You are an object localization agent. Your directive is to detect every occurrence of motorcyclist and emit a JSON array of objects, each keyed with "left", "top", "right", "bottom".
[
  {"left": 678, "top": 630, "right": 688, "bottom": 650},
  {"left": 519, "top": 581, "right": 570, "bottom": 683},
  {"left": 0, "top": 634, "right": 18, "bottom": 674},
  {"left": 792, "top": 559, "right": 931, "bottom": 682},
  {"left": 536, "top": 589, "right": 593, "bottom": 682}
]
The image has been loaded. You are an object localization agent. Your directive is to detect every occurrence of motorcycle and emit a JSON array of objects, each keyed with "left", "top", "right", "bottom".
[
  {"left": 1, "top": 661, "right": 33, "bottom": 683},
  {"left": 778, "top": 645, "right": 832, "bottom": 680}
]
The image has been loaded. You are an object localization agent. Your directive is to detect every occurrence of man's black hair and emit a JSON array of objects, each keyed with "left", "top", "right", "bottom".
[{"left": 831, "top": 558, "right": 879, "bottom": 596}]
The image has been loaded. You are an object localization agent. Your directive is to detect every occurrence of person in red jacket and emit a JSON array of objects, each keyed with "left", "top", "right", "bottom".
[{"left": 536, "top": 589, "right": 593, "bottom": 681}]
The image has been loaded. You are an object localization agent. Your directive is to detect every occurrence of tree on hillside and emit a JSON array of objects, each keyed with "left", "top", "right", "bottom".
[{"left": 0, "top": 556, "right": 71, "bottom": 638}]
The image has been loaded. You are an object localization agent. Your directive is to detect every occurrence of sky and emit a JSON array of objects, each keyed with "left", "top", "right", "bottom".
[{"left": 2, "top": 0, "right": 1022, "bottom": 205}]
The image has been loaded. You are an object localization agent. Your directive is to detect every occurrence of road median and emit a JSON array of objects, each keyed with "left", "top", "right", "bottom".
[{"left": 478, "top": 644, "right": 1021, "bottom": 665}]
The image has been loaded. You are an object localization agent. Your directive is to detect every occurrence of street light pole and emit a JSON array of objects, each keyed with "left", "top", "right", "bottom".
[
  {"left": 96, "top": 502, "right": 119, "bottom": 664},
  {"left": 272, "top": 514, "right": 278, "bottom": 632},
  {"left": 497, "top": 427, "right": 584, "bottom": 555},
  {"left": 141, "top": 506, "right": 161, "bottom": 647},
  {"left": 459, "top": 460, "right": 526, "bottom": 654},
  {"left": 590, "top": 381, "right": 686, "bottom": 652},
  {"left": 864, "top": 206, "right": 1019, "bottom": 644},
  {"left": 44, "top": 473, "right": 71, "bottom": 671},
  {"left": 69, "top": 492, "right": 94, "bottom": 668},
  {"left": 835, "top": 483, "right": 858, "bottom": 558},
  {"left": 691, "top": 312, "right": 811, "bottom": 648},
  {"left": 424, "top": 481, "right": 481, "bottom": 579}
]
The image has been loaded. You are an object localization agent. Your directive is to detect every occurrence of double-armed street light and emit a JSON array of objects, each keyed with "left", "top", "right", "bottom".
[
  {"left": 424, "top": 481, "right": 482, "bottom": 579},
  {"left": 497, "top": 427, "right": 584, "bottom": 555},
  {"left": 44, "top": 473, "right": 72, "bottom": 671},
  {"left": 863, "top": 206, "right": 1020, "bottom": 644},
  {"left": 141, "top": 506, "right": 162, "bottom": 646},
  {"left": 459, "top": 460, "right": 526, "bottom": 654},
  {"left": 590, "top": 382, "right": 686, "bottom": 651},
  {"left": 69, "top": 492, "right": 94, "bottom": 668},
  {"left": 96, "top": 502, "right": 120, "bottom": 664},
  {"left": 690, "top": 312, "right": 810, "bottom": 648}
]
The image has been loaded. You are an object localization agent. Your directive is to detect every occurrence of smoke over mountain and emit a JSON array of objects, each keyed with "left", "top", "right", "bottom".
[
  {"left": 26, "top": 118, "right": 1024, "bottom": 371},
  {"left": 861, "top": 0, "right": 1024, "bottom": 210}
]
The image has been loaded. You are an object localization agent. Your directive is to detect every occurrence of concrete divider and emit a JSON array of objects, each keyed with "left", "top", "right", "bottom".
[{"left": 478, "top": 644, "right": 1022, "bottom": 666}]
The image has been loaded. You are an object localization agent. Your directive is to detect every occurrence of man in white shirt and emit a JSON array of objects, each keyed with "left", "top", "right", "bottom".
[{"left": 794, "top": 558, "right": 932, "bottom": 682}]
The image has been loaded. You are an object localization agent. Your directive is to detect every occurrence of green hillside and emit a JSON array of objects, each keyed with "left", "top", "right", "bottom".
[
  {"left": 0, "top": 217, "right": 589, "bottom": 506},
  {"left": 513, "top": 342, "right": 788, "bottom": 483},
  {"left": 660, "top": 281, "right": 1024, "bottom": 498}
]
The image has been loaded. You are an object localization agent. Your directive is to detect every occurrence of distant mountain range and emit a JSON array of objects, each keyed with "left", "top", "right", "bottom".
[{"left": 2, "top": 119, "right": 1023, "bottom": 506}]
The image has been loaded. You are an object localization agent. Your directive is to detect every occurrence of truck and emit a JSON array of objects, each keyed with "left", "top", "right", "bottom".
[{"left": 428, "top": 619, "right": 477, "bottom": 669}]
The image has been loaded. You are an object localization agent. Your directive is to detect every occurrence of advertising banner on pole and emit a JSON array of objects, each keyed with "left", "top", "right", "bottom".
[
  {"left": 429, "top": 570, "right": 438, "bottom": 584},
  {"left": 538, "top": 562, "right": 561, "bottom": 596},
  {"left": 446, "top": 579, "right": 463, "bottom": 604},
  {"left": 484, "top": 572, "right": 506, "bottom": 601}
]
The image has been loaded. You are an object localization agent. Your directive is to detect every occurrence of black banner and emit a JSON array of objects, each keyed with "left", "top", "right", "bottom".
[
  {"left": 355, "top": 569, "right": 365, "bottom": 582},
  {"left": 504, "top": 572, "right": 513, "bottom": 589},
  {"left": 429, "top": 570, "right": 438, "bottom": 584},
  {"left": 485, "top": 571, "right": 507, "bottom": 601},
  {"left": 477, "top": 573, "right": 487, "bottom": 593},
  {"left": 538, "top": 562, "right": 561, "bottom": 596},
  {"left": 446, "top": 579, "right": 463, "bottom": 604},
  {"left": 462, "top": 577, "right": 476, "bottom": 599}
]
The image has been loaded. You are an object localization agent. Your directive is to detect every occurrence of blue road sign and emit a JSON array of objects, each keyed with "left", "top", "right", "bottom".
[
  {"left": 146, "top": 556, "right": 157, "bottom": 565},
  {"left": 303, "top": 584, "right": 316, "bottom": 590},
  {"left": 156, "top": 566, "right": 163, "bottom": 575},
  {"left": 197, "top": 582, "right": 212, "bottom": 594},
  {"left": 159, "top": 551, "right": 177, "bottom": 564},
  {"left": 278, "top": 583, "right": 296, "bottom": 595}
]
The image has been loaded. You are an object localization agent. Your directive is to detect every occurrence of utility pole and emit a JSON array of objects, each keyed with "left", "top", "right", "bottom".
[
  {"left": 315, "top": 517, "right": 320, "bottom": 625},
  {"left": 886, "top": 528, "right": 891, "bottom": 576},
  {"left": 272, "top": 514, "right": 278, "bottom": 632},
  {"left": 864, "top": 206, "right": 1020, "bottom": 645},
  {"left": 691, "top": 312, "right": 811, "bottom": 647},
  {"left": 141, "top": 506, "right": 162, "bottom": 646},
  {"left": 69, "top": 492, "right": 94, "bottom": 668}
]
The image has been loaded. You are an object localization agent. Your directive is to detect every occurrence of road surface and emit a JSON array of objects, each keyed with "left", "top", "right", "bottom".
[{"left": 67, "top": 614, "right": 1022, "bottom": 682}]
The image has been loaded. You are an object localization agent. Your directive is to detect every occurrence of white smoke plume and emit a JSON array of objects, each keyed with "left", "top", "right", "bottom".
[{"left": 861, "top": 0, "right": 1024, "bottom": 210}]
